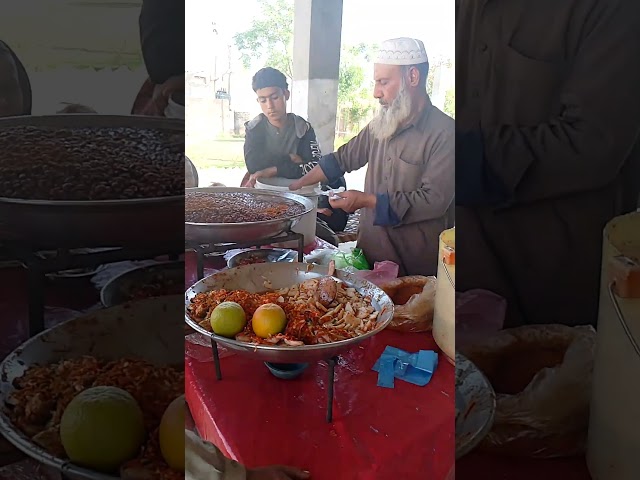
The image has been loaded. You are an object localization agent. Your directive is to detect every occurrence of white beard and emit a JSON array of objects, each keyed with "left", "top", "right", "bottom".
[{"left": 369, "top": 80, "right": 413, "bottom": 141}]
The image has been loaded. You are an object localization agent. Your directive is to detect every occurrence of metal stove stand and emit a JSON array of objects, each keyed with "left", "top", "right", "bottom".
[
  {"left": 1, "top": 243, "right": 182, "bottom": 337},
  {"left": 209, "top": 337, "right": 340, "bottom": 423},
  {"left": 187, "top": 230, "right": 305, "bottom": 280}
]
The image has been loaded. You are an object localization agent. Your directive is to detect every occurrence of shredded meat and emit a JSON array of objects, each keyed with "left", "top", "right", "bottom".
[
  {"left": 5, "top": 357, "right": 183, "bottom": 480},
  {"left": 188, "top": 279, "right": 380, "bottom": 346}
]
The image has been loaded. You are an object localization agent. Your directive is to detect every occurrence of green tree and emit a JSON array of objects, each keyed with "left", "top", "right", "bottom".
[
  {"left": 444, "top": 89, "right": 455, "bottom": 118},
  {"left": 233, "top": 0, "right": 373, "bottom": 129},
  {"left": 233, "top": 0, "right": 294, "bottom": 79},
  {"left": 426, "top": 56, "right": 452, "bottom": 97},
  {"left": 232, "top": 1, "right": 455, "bottom": 128},
  {"left": 337, "top": 44, "right": 378, "bottom": 131}
]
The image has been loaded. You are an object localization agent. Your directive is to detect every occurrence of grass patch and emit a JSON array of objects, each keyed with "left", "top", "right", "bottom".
[
  {"left": 187, "top": 133, "right": 361, "bottom": 170},
  {"left": 187, "top": 138, "right": 246, "bottom": 169}
]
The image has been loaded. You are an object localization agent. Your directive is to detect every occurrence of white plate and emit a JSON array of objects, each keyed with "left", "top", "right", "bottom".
[{"left": 455, "top": 351, "right": 496, "bottom": 459}]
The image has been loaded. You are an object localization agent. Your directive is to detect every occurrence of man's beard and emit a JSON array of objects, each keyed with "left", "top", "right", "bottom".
[{"left": 369, "top": 79, "right": 413, "bottom": 141}]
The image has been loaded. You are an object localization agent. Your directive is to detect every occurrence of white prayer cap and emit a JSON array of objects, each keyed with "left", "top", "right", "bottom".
[{"left": 374, "top": 37, "right": 428, "bottom": 66}]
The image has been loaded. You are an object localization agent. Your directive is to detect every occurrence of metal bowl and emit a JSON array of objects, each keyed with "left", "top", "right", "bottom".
[
  {"left": 455, "top": 351, "right": 496, "bottom": 459},
  {"left": 0, "top": 295, "right": 183, "bottom": 480},
  {"left": 100, "top": 260, "right": 185, "bottom": 307},
  {"left": 0, "top": 115, "right": 184, "bottom": 249},
  {"left": 226, "top": 248, "right": 297, "bottom": 269},
  {"left": 184, "top": 262, "right": 395, "bottom": 363},
  {"left": 185, "top": 187, "right": 314, "bottom": 245}
]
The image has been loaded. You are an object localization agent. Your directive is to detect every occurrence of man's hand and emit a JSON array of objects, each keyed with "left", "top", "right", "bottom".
[
  {"left": 144, "top": 74, "right": 185, "bottom": 116},
  {"left": 289, "top": 165, "right": 329, "bottom": 191},
  {"left": 242, "top": 167, "right": 278, "bottom": 188},
  {"left": 246, "top": 465, "right": 310, "bottom": 480},
  {"left": 289, "top": 179, "right": 304, "bottom": 191},
  {"left": 317, "top": 208, "right": 333, "bottom": 216},
  {"left": 328, "top": 190, "right": 376, "bottom": 213}
]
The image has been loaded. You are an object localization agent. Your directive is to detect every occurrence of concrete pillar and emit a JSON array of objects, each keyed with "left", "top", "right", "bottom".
[{"left": 291, "top": 0, "right": 343, "bottom": 155}]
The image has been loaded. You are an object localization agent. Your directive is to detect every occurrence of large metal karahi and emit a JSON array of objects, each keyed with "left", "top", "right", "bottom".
[
  {"left": 0, "top": 115, "right": 184, "bottom": 249},
  {"left": 185, "top": 187, "right": 314, "bottom": 245},
  {"left": 0, "top": 295, "right": 183, "bottom": 480},
  {"left": 184, "top": 262, "right": 395, "bottom": 363}
]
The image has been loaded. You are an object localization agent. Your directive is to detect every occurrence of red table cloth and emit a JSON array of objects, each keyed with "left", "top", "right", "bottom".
[{"left": 185, "top": 329, "right": 455, "bottom": 480}]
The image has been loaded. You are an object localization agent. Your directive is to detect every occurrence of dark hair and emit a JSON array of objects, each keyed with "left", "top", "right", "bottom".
[
  {"left": 252, "top": 67, "right": 289, "bottom": 92},
  {"left": 403, "top": 61, "right": 429, "bottom": 89}
]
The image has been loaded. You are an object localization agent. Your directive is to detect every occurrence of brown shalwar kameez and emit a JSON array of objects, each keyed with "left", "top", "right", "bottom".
[
  {"left": 456, "top": 0, "right": 640, "bottom": 327},
  {"left": 320, "top": 100, "right": 455, "bottom": 276}
]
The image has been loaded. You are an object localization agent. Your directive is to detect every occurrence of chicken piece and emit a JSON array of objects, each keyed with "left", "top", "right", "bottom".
[
  {"left": 317, "top": 277, "right": 337, "bottom": 307},
  {"left": 236, "top": 333, "right": 253, "bottom": 342},
  {"left": 316, "top": 260, "right": 338, "bottom": 307},
  {"left": 24, "top": 392, "right": 54, "bottom": 425},
  {"left": 191, "top": 303, "right": 209, "bottom": 319}
]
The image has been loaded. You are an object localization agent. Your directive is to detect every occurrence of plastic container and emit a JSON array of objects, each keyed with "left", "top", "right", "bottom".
[
  {"left": 255, "top": 177, "right": 320, "bottom": 247},
  {"left": 433, "top": 227, "right": 455, "bottom": 365},
  {"left": 587, "top": 212, "right": 640, "bottom": 480}
]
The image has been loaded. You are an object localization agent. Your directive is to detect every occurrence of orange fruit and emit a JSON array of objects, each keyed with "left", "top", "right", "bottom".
[
  {"left": 159, "top": 395, "right": 185, "bottom": 471},
  {"left": 252, "top": 303, "right": 287, "bottom": 338}
]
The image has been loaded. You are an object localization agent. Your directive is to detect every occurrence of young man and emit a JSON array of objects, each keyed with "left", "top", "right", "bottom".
[{"left": 242, "top": 67, "right": 348, "bottom": 234}]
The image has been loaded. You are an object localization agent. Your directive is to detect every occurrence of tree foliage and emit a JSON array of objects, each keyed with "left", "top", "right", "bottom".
[
  {"left": 233, "top": 0, "right": 294, "bottom": 78},
  {"left": 337, "top": 44, "right": 380, "bottom": 131},
  {"left": 444, "top": 89, "right": 455, "bottom": 118},
  {"left": 426, "top": 56, "right": 452, "bottom": 97},
  {"left": 233, "top": 0, "right": 454, "bottom": 130}
]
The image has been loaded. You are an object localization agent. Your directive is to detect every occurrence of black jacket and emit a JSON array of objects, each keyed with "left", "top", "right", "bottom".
[
  {"left": 243, "top": 113, "right": 346, "bottom": 191},
  {"left": 139, "top": 0, "right": 185, "bottom": 85}
]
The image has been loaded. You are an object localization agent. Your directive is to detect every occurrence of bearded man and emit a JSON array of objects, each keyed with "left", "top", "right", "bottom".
[{"left": 290, "top": 37, "right": 454, "bottom": 276}]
